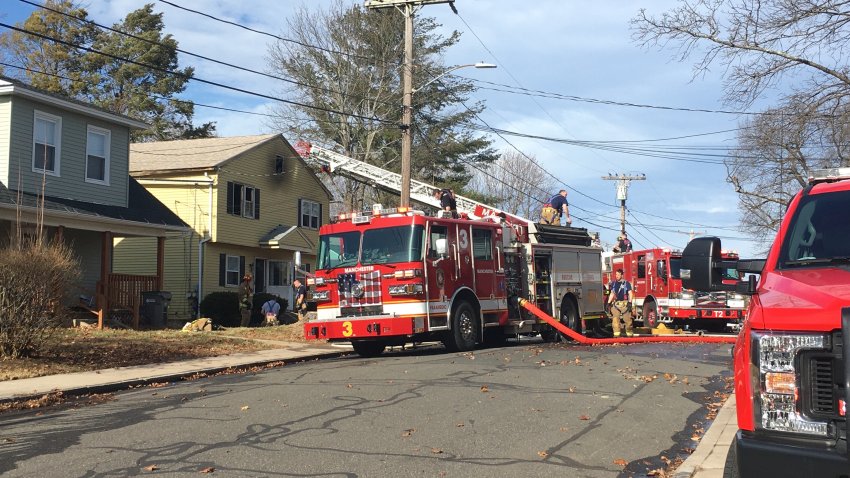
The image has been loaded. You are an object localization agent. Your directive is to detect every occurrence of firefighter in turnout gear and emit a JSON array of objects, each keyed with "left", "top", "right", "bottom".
[{"left": 607, "top": 268, "right": 634, "bottom": 337}]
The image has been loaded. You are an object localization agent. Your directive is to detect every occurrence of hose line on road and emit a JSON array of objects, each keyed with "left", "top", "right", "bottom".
[{"left": 516, "top": 298, "right": 738, "bottom": 345}]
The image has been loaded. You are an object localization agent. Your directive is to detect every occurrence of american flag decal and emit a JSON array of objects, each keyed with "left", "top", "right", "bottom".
[{"left": 338, "top": 270, "right": 382, "bottom": 307}]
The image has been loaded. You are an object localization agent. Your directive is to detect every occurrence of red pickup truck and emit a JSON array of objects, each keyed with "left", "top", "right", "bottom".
[{"left": 681, "top": 168, "right": 849, "bottom": 477}]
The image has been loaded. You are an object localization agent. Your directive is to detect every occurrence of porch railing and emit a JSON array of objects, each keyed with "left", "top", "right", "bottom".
[{"left": 97, "top": 273, "right": 159, "bottom": 329}]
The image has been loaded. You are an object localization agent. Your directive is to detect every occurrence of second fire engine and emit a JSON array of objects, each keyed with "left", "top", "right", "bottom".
[{"left": 603, "top": 247, "right": 748, "bottom": 330}]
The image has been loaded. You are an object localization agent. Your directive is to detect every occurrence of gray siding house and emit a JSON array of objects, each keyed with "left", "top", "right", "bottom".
[{"left": 0, "top": 77, "right": 187, "bottom": 328}]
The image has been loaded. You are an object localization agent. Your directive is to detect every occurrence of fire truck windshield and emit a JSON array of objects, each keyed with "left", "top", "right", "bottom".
[
  {"left": 779, "top": 189, "right": 850, "bottom": 268},
  {"left": 317, "top": 225, "right": 425, "bottom": 269}
]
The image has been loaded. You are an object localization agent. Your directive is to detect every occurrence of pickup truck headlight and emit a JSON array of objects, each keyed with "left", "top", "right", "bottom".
[
  {"left": 753, "top": 331, "right": 829, "bottom": 436},
  {"left": 388, "top": 283, "right": 424, "bottom": 296}
]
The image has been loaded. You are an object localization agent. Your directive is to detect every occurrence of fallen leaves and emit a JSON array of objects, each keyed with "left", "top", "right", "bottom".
[
  {"left": 430, "top": 448, "right": 443, "bottom": 454},
  {"left": 402, "top": 428, "right": 415, "bottom": 437},
  {"left": 613, "top": 458, "right": 628, "bottom": 467},
  {"left": 240, "top": 405, "right": 250, "bottom": 411},
  {"left": 143, "top": 465, "right": 159, "bottom": 472},
  {"left": 199, "top": 466, "right": 215, "bottom": 473},
  {"left": 480, "top": 385, "right": 489, "bottom": 393},
  {"left": 537, "top": 451, "right": 549, "bottom": 458},
  {"left": 578, "top": 414, "right": 590, "bottom": 421}
]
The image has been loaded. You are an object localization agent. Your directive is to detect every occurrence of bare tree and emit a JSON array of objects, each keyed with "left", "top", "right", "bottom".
[
  {"left": 633, "top": 0, "right": 850, "bottom": 242},
  {"left": 471, "top": 150, "right": 556, "bottom": 219},
  {"left": 729, "top": 98, "right": 850, "bottom": 248}
]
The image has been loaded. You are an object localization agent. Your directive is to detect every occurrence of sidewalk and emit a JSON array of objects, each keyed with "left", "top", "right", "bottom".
[
  {"left": 674, "top": 394, "right": 737, "bottom": 478},
  {"left": 0, "top": 341, "right": 350, "bottom": 402}
]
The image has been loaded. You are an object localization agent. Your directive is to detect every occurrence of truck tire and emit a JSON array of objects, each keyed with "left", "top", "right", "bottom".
[
  {"left": 559, "top": 297, "right": 582, "bottom": 339},
  {"left": 544, "top": 297, "right": 582, "bottom": 342},
  {"left": 351, "top": 340, "right": 386, "bottom": 358},
  {"left": 444, "top": 302, "right": 478, "bottom": 352},
  {"left": 643, "top": 300, "right": 660, "bottom": 329},
  {"left": 723, "top": 441, "right": 739, "bottom": 478}
]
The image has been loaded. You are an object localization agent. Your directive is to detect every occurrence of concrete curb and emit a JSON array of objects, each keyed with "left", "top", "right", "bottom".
[
  {"left": 674, "top": 394, "right": 737, "bottom": 478},
  {"left": 0, "top": 344, "right": 350, "bottom": 404}
]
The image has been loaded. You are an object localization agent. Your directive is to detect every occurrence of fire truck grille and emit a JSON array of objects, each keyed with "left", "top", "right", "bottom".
[
  {"left": 336, "top": 271, "right": 383, "bottom": 315},
  {"left": 695, "top": 291, "right": 726, "bottom": 307}
]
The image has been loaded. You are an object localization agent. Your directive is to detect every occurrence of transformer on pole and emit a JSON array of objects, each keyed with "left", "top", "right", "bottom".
[{"left": 601, "top": 173, "right": 646, "bottom": 235}]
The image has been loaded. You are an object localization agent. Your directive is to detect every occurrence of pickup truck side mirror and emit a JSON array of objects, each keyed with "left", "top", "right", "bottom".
[
  {"left": 681, "top": 237, "right": 725, "bottom": 291},
  {"left": 681, "top": 236, "right": 765, "bottom": 295}
]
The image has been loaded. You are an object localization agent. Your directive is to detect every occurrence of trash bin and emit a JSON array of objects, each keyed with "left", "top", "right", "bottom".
[{"left": 141, "top": 291, "right": 172, "bottom": 328}]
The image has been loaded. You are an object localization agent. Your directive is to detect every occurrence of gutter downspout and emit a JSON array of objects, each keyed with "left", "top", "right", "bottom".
[{"left": 197, "top": 173, "right": 214, "bottom": 317}]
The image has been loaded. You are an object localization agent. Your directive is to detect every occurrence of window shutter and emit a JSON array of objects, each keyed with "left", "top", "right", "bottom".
[
  {"left": 319, "top": 203, "right": 323, "bottom": 227},
  {"left": 226, "top": 182, "right": 233, "bottom": 215},
  {"left": 219, "top": 253, "right": 226, "bottom": 286},
  {"left": 233, "top": 184, "right": 243, "bottom": 216},
  {"left": 297, "top": 199, "right": 302, "bottom": 227},
  {"left": 239, "top": 256, "right": 245, "bottom": 279},
  {"left": 254, "top": 189, "right": 260, "bottom": 220}
]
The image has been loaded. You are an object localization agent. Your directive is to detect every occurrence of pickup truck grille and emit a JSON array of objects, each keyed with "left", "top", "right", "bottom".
[{"left": 803, "top": 332, "right": 845, "bottom": 422}]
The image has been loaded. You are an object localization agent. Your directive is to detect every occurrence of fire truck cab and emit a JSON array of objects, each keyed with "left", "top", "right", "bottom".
[
  {"left": 603, "top": 248, "right": 747, "bottom": 330},
  {"left": 303, "top": 205, "right": 605, "bottom": 356},
  {"left": 682, "top": 167, "right": 850, "bottom": 478}
]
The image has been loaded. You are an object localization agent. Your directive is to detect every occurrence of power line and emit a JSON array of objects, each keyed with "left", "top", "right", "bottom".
[{"left": 0, "top": 21, "right": 396, "bottom": 126}]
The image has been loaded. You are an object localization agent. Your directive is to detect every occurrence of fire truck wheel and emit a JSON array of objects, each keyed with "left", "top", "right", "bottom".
[
  {"left": 351, "top": 340, "right": 386, "bottom": 358},
  {"left": 559, "top": 298, "right": 581, "bottom": 339},
  {"left": 445, "top": 302, "right": 478, "bottom": 352},
  {"left": 642, "top": 300, "right": 660, "bottom": 328}
]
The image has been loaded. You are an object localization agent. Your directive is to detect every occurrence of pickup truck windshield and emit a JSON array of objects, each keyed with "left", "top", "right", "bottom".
[
  {"left": 317, "top": 225, "right": 425, "bottom": 269},
  {"left": 779, "top": 189, "right": 850, "bottom": 268}
]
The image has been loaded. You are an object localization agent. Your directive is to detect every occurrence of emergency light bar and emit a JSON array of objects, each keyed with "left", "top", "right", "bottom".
[
  {"left": 334, "top": 205, "right": 422, "bottom": 223},
  {"left": 808, "top": 167, "right": 850, "bottom": 183}
]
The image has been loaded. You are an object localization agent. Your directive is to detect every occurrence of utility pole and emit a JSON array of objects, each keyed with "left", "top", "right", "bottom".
[
  {"left": 365, "top": 0, "right": 455, "bottom": 207},
  {"left": 601, "top": 173, "right": 646, "bottom": 235},
  {"left": 677, "top": 229, "right": 707, "bottom": 242}
]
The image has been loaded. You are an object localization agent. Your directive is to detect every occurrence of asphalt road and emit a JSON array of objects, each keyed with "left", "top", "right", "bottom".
[{"left": 0, "top": 339, "right": 732, "bottom": 478}]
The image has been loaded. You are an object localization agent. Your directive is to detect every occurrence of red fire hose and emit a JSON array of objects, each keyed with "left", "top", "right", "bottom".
[{"left": 517, "top": 298, "right": 737, "bottom": 345}]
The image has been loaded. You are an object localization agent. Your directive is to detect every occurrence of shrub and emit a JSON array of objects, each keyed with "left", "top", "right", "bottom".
[
  {"left": 0, "top": 239, "right": 79, "bottom": 359},
  {"left": 199, "top": 291, "right": 240, "bottom": 327}
]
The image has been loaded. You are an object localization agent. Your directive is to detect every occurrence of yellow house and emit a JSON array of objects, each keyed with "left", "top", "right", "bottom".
[{"left": 113, "top": 134, "right": 331, "bottom": 322}]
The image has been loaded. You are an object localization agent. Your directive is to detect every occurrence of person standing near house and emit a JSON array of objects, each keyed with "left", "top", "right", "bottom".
[
  {"left": 293, "top": 278, "right": 307, "bottom": 321},
  {"left": 238, "top": 273, "right": 253, "bottom": 327}
]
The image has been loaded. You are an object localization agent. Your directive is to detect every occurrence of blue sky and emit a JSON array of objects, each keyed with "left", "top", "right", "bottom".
[{"left": 1, "top": 0, "right": 770, "bottom": 257}]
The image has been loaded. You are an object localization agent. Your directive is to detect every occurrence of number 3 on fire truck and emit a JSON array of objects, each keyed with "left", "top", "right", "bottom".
[
  {"left": 341, "top": 321, "right": 353, "bottom": 337},
  {"left": 458, "top": 229, "right": 469, "bottom": 251}
]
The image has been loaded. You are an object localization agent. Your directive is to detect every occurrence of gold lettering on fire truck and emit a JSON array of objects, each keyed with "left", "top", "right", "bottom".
[
  {"left": 344, "top": 265, "right": 375, "bottom": 273},
  {"left": 458, "top": 229, "right": 469, "bottom": 250},
  {"left": 436, "top": 269, "right": 445, "bottom": 287}
]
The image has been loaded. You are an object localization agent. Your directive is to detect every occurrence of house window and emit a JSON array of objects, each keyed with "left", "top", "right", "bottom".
[
  {"left": 243, "top": 186, "right": 255, "bottom": 219},
  {"left": 86, "top": 126, "right": 110, "bottom": 184},
  {"left": 300, "top": 199, "right": 321, "bottom": 229},
  {"left": 33, "top": 111, "right": 61, "bottom": 175},
  {"left": 269, "top": 260, "right": 289, "bottom": 287},
  {"left": 227, "top": 181, "right": 260, "bottom": 219},
  {"left": 226, "top": 255, "right": 241, "bottom": 286},
  {"left": 275, "top": 155, "right": 284, "bottom": 174}
]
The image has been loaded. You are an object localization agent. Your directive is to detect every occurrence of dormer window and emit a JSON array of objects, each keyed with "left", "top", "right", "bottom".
[
  {"left": 85, "top": 126, "right": 110, "bottom": 184},
  {"left": 33, "top": 110, "right": 61, "bottom": 175}
]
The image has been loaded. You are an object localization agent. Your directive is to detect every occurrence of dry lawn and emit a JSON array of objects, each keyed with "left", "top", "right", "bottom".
[{"left": 1, "top": 322, "right": 310, "bottom": 381}]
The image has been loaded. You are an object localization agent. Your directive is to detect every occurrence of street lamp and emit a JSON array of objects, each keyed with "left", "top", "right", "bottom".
[{"left": 399, "top": 62, "right": 497, "bottom": 207}]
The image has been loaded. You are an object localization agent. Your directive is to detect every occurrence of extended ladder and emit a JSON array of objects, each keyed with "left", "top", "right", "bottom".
[{"left": 294, "top": 140, "right": 512, "bottom": 219}]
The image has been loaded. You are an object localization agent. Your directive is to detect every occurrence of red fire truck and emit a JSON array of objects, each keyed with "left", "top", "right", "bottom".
[
  {"left": 302, "top": 204, "right": 606, "bottom": 356},
  {"left": 603, "top": 248, "right": 747, "bottom": 330}
]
